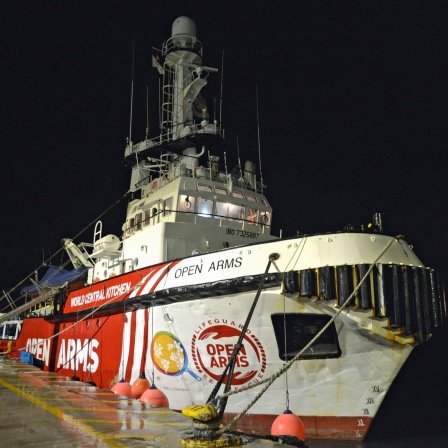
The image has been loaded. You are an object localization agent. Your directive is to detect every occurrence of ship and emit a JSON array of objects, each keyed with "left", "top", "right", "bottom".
[{"left": 0, "top": 16, "right": 446, "bottom": 441}]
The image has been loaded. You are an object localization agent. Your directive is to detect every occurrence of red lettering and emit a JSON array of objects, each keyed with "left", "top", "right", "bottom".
[
  {"left": 206, "top": 344, "right": 216, "bottom": 355},
  {"left": 216, "top": 344, "right": 225, "bottom": 355},
  {"left": 236, "top": 356, "right": 249, "bottom": 367},
  {"left": 218, "top": 356, "right": 227, "bottom": 367},
  {"left": 210, "top": 357, "right": 219, "bottom": 367}
]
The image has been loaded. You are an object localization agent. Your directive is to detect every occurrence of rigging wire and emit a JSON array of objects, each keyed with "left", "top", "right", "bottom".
[
  {"left": 150, "top": 301, "right": 155, "bottom": 385},
  {"left": 129, "top": 37, "right": 135, "bottom": 144},
  {"left": 219, "top": 50, "right": 224, "bottom": 128},
  {"left": 236, "top": 136, "right": 243, "bottom": 182},
  {"left": 256, "top": 84, "right": 264, "bottom": 193},
  {"left": 282, "top": 293, "right": 290, "bottom": 410},
  {"left": 0, "top": 192, "right": 127, "bottom": 308}
]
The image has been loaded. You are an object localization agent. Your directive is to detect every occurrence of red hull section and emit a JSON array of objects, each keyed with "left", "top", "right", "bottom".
[
  {"left": 64, "top": 262, "right": 176, "bottom": 314},
  {"left": 224, "top": 413, "right": 372, "bottom": 440},
  {"left": 2, "top": 315, "right": 125, "bottom": 388}
]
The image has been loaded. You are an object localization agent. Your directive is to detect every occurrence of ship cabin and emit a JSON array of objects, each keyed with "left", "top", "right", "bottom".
[{"left": 87, "top": 149, "right": 276, "bottom": 284}]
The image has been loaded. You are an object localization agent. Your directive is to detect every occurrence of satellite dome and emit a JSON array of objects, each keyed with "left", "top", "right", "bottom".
[{"left": 172, "top": 16, "right": 196, "bottom": 38}]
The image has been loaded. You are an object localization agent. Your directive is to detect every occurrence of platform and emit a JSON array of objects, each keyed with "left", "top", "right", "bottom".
[{"left": 0, "top": 357, "right": 285, "bottom": 447}]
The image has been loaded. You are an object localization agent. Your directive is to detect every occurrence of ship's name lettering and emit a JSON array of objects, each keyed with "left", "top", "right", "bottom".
[
  {"left": 174, "top": 264, "right": 203, "bottom": 278},
  {"left": 174, "top": 257, "right": 242, "bottom": 278},
  {"left": 25, "top": 338, "right": 51, "bottom": 367},
  {"left": 70, "top": 282, "right": 132, "bottom": 307},
  {"left": 206, "top": 343, "right": 249, "bottom": 368},
  {"left": 56, "top": 338, "right": 99, "bottom": 372}
]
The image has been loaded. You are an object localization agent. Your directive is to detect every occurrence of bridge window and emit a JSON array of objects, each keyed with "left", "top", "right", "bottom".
[
  {"left": 179, "top": 195, "right": 195, "bottom": 213},
  {"left": 164, "top": 197, "right": 173, "bottom": 216},
  {"left": 215, "top": 187, "right": 227, "bottom": 196},
  {"left": 198, "top": 184, "right": 212, "bottom": 192},
  {"left": 135, "top": 213, "right": 142, "bottom": 231},
  {"left": 144, "top": 210, "right": 151, "bottom": 226},
  {"left": 227, "top": 204, "right": 244, "bottom": 222},
  {"left": 260, "top": 211, "right": 271, "bottom": 226},
  {"left": 198, "top": 197, "right": 212, "bottom": 217},
  {"left": 215, "top": 201, "right": 229, "bottom": 219},
  {"left": 128, "top": 217, "right": 135, "bottom": 235},
  {"left": 247, "top": 207, "right": 259, "bottom": 225}
]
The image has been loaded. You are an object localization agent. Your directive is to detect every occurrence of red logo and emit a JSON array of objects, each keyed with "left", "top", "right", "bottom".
[{"left": 191, "top": 320, "right": 266, "bottom": 387}]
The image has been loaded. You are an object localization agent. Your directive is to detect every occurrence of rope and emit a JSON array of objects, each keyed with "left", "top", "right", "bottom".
[
  {"left": 216, "top": 235, "right": 401, "bottom": 435},
  {"left": 206, "top": 253, "right": 279, "bottom": 412}
]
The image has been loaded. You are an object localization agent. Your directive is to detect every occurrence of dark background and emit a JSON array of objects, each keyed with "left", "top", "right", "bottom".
[{"left": 2, "top": 1, "right": 448, "bottom": 442}]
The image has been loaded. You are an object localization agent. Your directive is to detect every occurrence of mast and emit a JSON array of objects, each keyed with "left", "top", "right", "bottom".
[{"left": 124, "top": 16, "right": 223, "bottom": 165}]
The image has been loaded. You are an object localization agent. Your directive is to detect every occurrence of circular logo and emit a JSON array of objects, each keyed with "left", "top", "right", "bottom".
[{"left": 191, "top": 322, "right": 266, "bottom": 387}]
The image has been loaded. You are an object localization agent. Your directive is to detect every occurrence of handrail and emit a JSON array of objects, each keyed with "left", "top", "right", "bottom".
[
  {"left": 163, "top": 35, "right": 203, "bottom": 56},
  {"left": 0, "top": 287, "right": 59, "bottom": 325},
  {"left": 132, "top": 151, "right": 264, "bottom": 195}
]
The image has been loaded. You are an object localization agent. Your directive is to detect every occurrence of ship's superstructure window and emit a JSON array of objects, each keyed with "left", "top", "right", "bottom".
[
  {"left": 247, "top": 207, "right": 259, "bottom": 225},
  {"left": 144, "top": 210, "right": 151, "bottom": 226},
  {"left": 215, "top": 200, "right": 229, "bottom": 219},
  {"left": 129, "top": 217, "right": 135, "bottom": 235},
  {"left": 228, "top": 204, "right": 244, "bottom": 222},
  {"left": 198, "top": 184, "right": 212, "bottom": 192},
  {"left": 135, "top": 212, "right": 142, "bottom": 231},
  {"left": 233, "top": 191, "right": 244, "bottom": 199},
  {"left": 271, "top": 313, "right": 341, "bottom": 360},
  {"left": 247, "top": 195, "right": 257, "bottom": 203},
  {"left": 198, "top": 197, "right": 212, "bottom": 217},
  {"left": 164, "top": 197, "right": 173, "bottom": 216},
  {"left": 179, "top": 195, "right": 195, "bottom": 213},
  {"left": 215, "top": 187, "right": 227, "bottom": 196},
  {"left": 261, "top": 212, "right": 271, "bottom": 226}
]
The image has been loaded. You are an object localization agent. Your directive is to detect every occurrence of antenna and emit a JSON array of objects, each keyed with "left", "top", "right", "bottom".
[
  {"left": 256, "top": 84, "right": 264, "bottom": 193},
  {"left": 158, "top": 78, "right": 162, "bottom": 131},
  {"left": 146, "top": 85, "right": 149, "bottom": 139},
  {"left": 129, "top": 38, "right": 135, "bottom": 144},
  {"left": 236, "top": 136, "right": 243, "bottom": 183},
  {"left": 219, "top": 50, "right": 224, "bottom": 127}
]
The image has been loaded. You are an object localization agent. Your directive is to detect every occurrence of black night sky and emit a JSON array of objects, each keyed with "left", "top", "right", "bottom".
[{"left": 2, "top": 1, "right": 448, "bottom": 442}]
